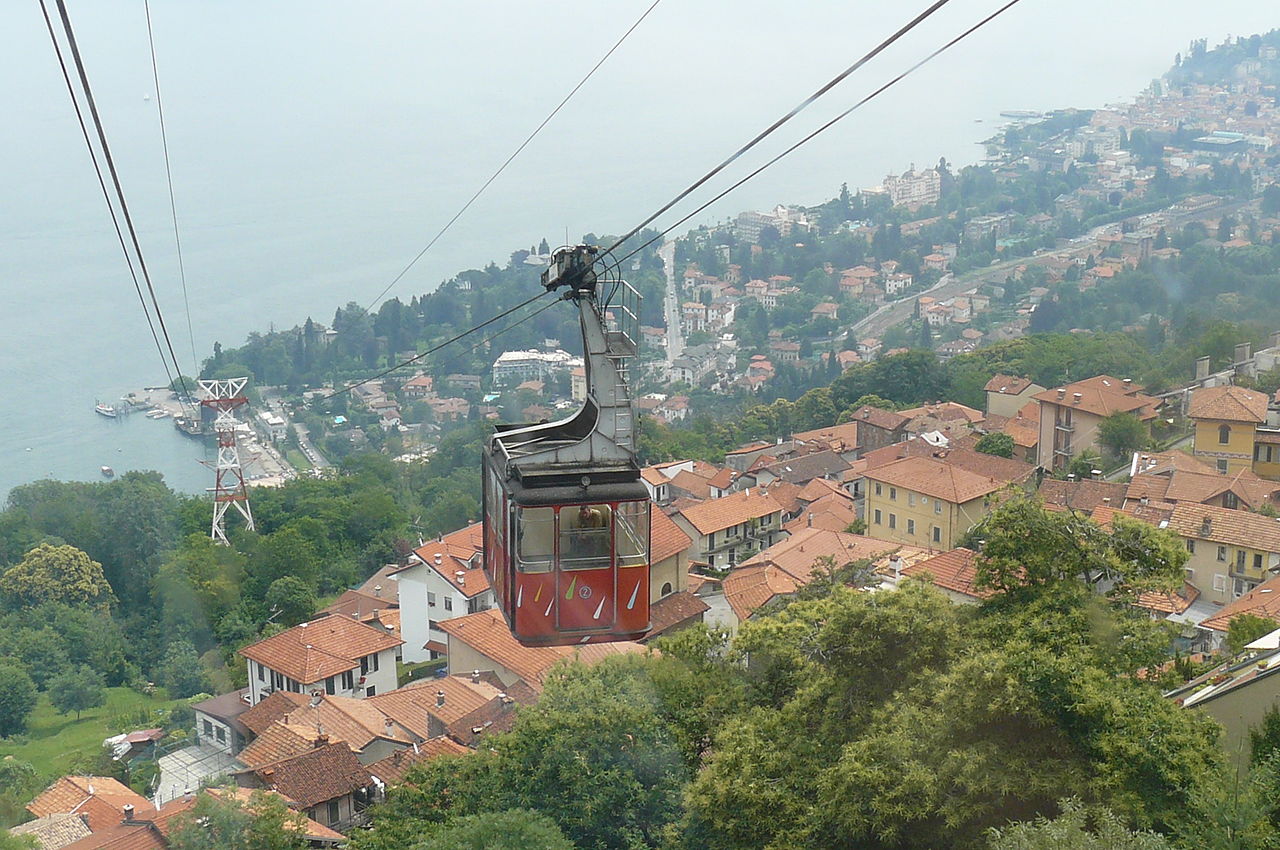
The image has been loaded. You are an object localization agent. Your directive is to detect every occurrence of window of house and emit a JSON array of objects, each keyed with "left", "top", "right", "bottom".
[
  {"left": 365, "top": 685, "right": 376, "bottom": 696},
  {"left": 1237, "top": 550, "right": 1247, "bottom": 569},
  {"left": 1224, "top": 491, "right": 1239, "bottom": 509},
  {"left": 934, "top": 500, "right": 942, "bottom": 515},
  {"left": 932, "top": 526, "right": 941, "bottom": 544},
  {"left": 907, "top": 493, "right": 915, "bottom": 507},
  {"left": 257, "top": 662, "right": 265, "bottom": 682},
  {"left": 1186, "top": 539, "right": 1195, "bottom": 554},
  {"left": 661, "top": 582, "right": 673, "bottom": 596},
  {"left": 1218, "top": 459, "right": 1230, "bottom": 474},
  {"left": 327, "top": 800, "right": 340, "bottom": 825},
  {"left": 215, "top": 727, "right": 226, "bottom": 743},
  {"left": 1213, "top": 573, "right": 1228, "bottom": 592},
  {"left": 874, "top": 509, "right": 882, "bottom": 525},
  {"left": 341, "top": 671, "right": 355, "bottom": 690},
  {"left": 890, "top": 487, "right": 897, "bottom": 501},
  {"left": 444, "top": 597, "right": 453, "bottom": 612},
  {"left": 1219, "top": 424, "right": 1231, "bottom": 445},
  {"left": 889, "top": 513, "right": 897, "bottom": 529},
  {"left": 427, "top": 592, "right": 436, "bottom": 607},
  {"left": 1185, "top": 567, "right": 1195, "bottom": 582},
  {"left": 1256, "top": 553, "right": 1264, "bottom": 572},
  {"left": 203, "top": 720, "right": 213, "bottom": 736},
  {"left": 907, "top": 519, "right": 915, "bottom": 535},
  {"left": 875, "top": 482, "right": 882, "bottom": 496},
  {"left": 325, "top": 677, "right": 335, "bottom": 695},
  {"left": 1218, "top": 545, "right": 1227, "bottom": 562}
]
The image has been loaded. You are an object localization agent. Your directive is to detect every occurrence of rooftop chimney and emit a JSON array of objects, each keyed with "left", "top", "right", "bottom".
[
  {"left": 471, "top": 669, "right": 481, "bottom": 684},
  {"left": 1196, "top": 356, "right": 1211, "bottom": 382},
  {"left": 315, "top": 733, "right": 329, "bottom": 748},
  {"left": 1201, "top": 516, "right": 1212, "bottom": 536},
  {"left": 456, "top": 570, "right": 465, "bottom": 587},
  {"left": 373, "top": 584, "right": 382, "bottom": 598},
  {"left": 807, "top": 512, "right": 813, "bottom": 528},
  {"left": 1057, "top": 387, "right": 1066, "bottom": 399},
  {"left": 434, "top": 554, "right": 442, "bottom": 566},
  {"left": 1072, "top": 392, "right": 1082, "bottom": 404},
  {"left": 436, "top": 690, "right": 445, "bottom": 707},
  {"left": 384, "top": 718, "right": 395, "bottom": 733},
  {"left": 123, "top": 804, "right": 135, "bottom": 823},
  {"left": 1122, "top": 378, "right": 1132, "bottom": 389}
]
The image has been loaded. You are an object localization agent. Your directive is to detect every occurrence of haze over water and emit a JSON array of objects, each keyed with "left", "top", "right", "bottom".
[{"left": 1, "top": 0, "right": 1275, "bottom": 499}]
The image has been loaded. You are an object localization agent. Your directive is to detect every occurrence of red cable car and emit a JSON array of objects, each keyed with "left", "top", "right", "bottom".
[{"left": 482, "top": 245, "right": 650, "bottom": 646}]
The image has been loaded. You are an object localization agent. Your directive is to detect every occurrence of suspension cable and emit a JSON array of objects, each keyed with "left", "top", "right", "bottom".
[
  {"left": 361, "top": 0, "right": 664, "bottom": 315},
  {"left": 47, "top": 0, "right": 193, "bottom": 408},
  {"left": 38, "top": 0, "right": 181, "bottom": 403},
  {"left": 324, "top": 290, "right": 555, "bottom": 399},
  {"left": 613, "top": 0, "right": 1028, "bottom": 268},
  {"left": 143, "top": 0, "right": 200, "bottom": 378},
  {"left": 601, "top": 0, "right": 953, "bottom": 256}
]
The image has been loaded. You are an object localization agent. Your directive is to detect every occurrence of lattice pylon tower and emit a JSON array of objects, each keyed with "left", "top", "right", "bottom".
[{"left": 198, "top": 377, "right": 256, "bottom": 544}]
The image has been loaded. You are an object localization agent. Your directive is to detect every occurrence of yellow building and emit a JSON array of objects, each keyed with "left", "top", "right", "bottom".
[
  {"left": 1167, "top": 501, "right": 1280, "bottom": 604},
  {"left": 863, "top": 454, "right": 1034, "bottom": 550},
  {"left": 1188, "top": 385, "right": 1279, "bottom": 479}
]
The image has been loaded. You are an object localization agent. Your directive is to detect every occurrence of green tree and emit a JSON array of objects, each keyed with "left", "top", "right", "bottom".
[
  {"left": 987, "top": 799, "right": 1173, "bottom": 849},
  {"left": 0, "top": 662, "right": 37, "bottom": 738},
  {"left": 1097, "top": 412, "right": 1148, "bottom": 459},
  {"left": 264, "top": 577, "right": 315, "bottom": 627},
  {"left": 972, "top": 497, "right": 1185, "bottom": 596},
  {"left": 412, "top": 810, "right": 575, "bottom": 850},
  {"left": 46, "top": 665, "right": 105, "bottom": 720},
  {"left": 975, "top": 432, "right": 1015, "bottom": 458},
  {"left": 168, "top": 790, "right": 308, "bottom": 850},
  {"left": 158, "top": 640, "right": 209, "bottom": 699},
  {"left": 1249, "top": 705, "right": 1280, "bottom": 767},
  {"left": 0, "top": 543, "right": 114, "bottom": 610},
  {"left": 1227, "top": 613, "right": 1278, "bottom": 655}
]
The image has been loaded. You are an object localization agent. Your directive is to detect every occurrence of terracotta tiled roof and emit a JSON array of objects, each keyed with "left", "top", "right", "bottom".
[
  {"left": 899, "top": 547, "right": 993, "bottom": 600},
  {"left": 864, "top": 455, "right": 1025, "bottom": 504},
  {"left": 1189, "top": 385, "right": 1268, "bottom": 423},
  {"left": 1136, "top": 582, "right": 1200, "bottom": 615},
  {"left": 320, "top": 588, "right": 398, "bottom": 621},
  {"left": 760, "top": 482, "right": 804, "bottom": 516},
  {"left": 370, "top": 675, "right": 505, "bottom": 733},
  {"left": 59, "top": 822, "right": 164, "bottom": 850},
  {"left": 240, "top": 615, "right": 403, "bottom": 684},
  {"left": 984, "top": 374, "right": 1034, "bottom": 395},
  {"left": 668, "top": 470, "right": 712, "bottom": 499},
  {"left": 797, "top": 477, "right": 849, "bottom": 503},
  {"left": 357, "top": 564, "right": 402, "bottom": 600},
  {"left": 676, "top": 489, "right": 783, "bottom": 536},
  {"left": 644, "top": 591, "right": 710, "bottom": 639},
  {"left": 438, "top": 609, "right": 645, "bottom": 688},
  {"left": 1200, "top": 575, "right": 1280, "bottom": 633},
  {"left": 1168, "top": 502, "right": 1280, "bottom": 553},
  {"left": 243, "top": 742, "right": 372, "bottom": 809},
  {"left": 725, "top": 441, "right": 772, "bottom": 457},
  {"left": 724, "top": 528, "right": 930, "bottom": 621},
  {"left": 791, "top": 421, "right": 860, "bottom": 454},
  {"left": 1161, "top": 468, "right": 1280, "bottom": 509},
  {"left": 239, "top": 691, "right": 308, "bottom": 736},
  {"left": 650, "top": 510, "right": 692, "bottom": 565},
  {"left": 239, "top": 723, "right": 319, "bottom": 769},
  {"left": 784, "top": 494, "right": 859, "bottom": 535},
  {"left": 9, "top": 812, "right": 93, "bottom": 848},
  {"left": 850, "top": 405, "right": 909, "bottom": 432},
  {"left": 1038, "top": 479, "right": 1128, "bottom": 513},
  {"left": 898, "top": 401, "right": 986, "bottom": 426},
  {"left": 27, "top": 777, "right": 153, "bottom": 833},
  {"left": 1131, "top": 450, "right": 1217, "bottom": 477},
  {"left": 409, "top": 522, "right": 489, "bottom": 598},
  {"left": 760, "top": 451, "right": 852, "bottom": 486},
  {"left": 1032, "top": 375, "right": 1160, "bottom": 420},
  {"left": 367, "top": 738, "right": 469, "bottom": 786},
  {"left": 279, "top": 694, "right": 413, "bottom": 752},
  {"left": 707, "top": 467, "right": 735, "bottom": 491}
]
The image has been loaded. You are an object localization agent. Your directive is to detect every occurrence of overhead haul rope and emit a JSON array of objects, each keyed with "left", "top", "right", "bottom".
[
  {"left": 601, "top": 0, "right": 954, "bottom": 256},
  {"left": 39, "top": 0, "right": 191, "bottom": 410},
  {"left": 612, "top": 0, "right": 1029, "bottom": 268},
  {"left": 361, "top": 0, "right": 665, "bottom": 315}
]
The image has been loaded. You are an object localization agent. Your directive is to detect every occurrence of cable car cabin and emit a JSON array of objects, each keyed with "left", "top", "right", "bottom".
[{"left": 482, "top": 245, "right": 650, "bottom": 646}]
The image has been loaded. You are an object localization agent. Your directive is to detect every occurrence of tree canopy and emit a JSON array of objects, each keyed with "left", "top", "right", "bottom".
[{"left": 0, "top": 544, "right": 114, "bottom": 611}]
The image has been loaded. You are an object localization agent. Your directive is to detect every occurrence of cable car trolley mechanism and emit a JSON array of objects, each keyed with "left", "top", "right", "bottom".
[{"left": 482, "top": 245, "right": 650, "bottom": 646}]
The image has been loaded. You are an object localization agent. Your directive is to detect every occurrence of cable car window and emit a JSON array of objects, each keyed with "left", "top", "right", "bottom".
[
  {"left": 614, "top": 500, "right": 649, "bottom": 569},
  {"left": 516, "top": 506, "right": 555, "bottom": 573},
  {"left": 562, "top": 503, "right": 613, "bottom": 571}
]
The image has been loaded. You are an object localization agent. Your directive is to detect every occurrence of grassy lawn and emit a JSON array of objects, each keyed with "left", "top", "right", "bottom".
[
  {"left": 0, "top": 688, "right": 180, "bottom": 782},
  {"left": 285, "top": 449, "right": 312, "bottom": 472}
]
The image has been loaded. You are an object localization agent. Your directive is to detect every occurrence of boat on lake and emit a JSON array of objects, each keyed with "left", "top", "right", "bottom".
[
  {"left": 95, "top": 402, "right": 117, "bottom": 418},
  {"left": 101, "top": 465, "right": 114, "bottom": 477}
]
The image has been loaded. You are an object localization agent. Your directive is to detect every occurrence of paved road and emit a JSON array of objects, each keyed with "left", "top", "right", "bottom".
[
  {"left": 294, "top": 422, "right": 332, "bottom": 470},
  {"left": 846, "top": 198, "right": 1256, "bottom": 342},
  {"left": 658, "top": 240, "right": 684, "bottom": 365}
]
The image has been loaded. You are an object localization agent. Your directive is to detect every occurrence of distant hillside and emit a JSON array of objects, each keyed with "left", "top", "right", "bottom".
[{"left": 1166, "top": 29, "right": 1280, "bottom": 86}]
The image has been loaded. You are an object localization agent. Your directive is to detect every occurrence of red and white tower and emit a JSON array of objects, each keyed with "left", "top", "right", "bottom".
[{"left": 199, "top": 377, "right": 256, "bottom": 544}]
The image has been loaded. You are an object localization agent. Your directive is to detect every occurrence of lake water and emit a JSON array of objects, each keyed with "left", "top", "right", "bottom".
[{"left": 1, "top": 0, "right": 1276, "bottom": 498}]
